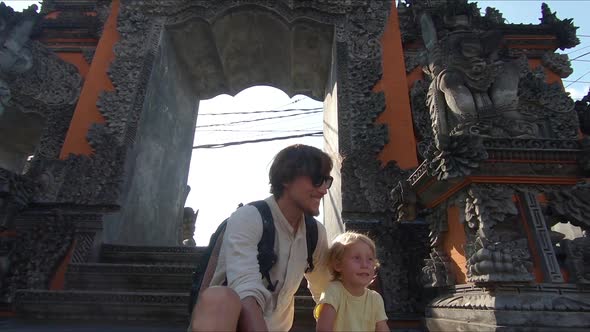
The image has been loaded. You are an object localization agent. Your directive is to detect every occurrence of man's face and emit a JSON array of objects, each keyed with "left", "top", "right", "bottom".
[{"left": 282, "top": 174, "right": 331, "bottom": 216}]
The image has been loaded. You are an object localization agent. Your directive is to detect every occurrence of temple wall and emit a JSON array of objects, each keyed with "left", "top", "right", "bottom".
[{"left": 102, "top": 29, "right": 198, "bottom": 246}]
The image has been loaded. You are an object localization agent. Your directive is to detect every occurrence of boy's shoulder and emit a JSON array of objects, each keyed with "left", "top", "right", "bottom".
[
  {"left": 325, "top": 280, "right": 344, "bottom": 292},
  {"left": 367, "top": 288, "right": 386, "bottom": 305}
]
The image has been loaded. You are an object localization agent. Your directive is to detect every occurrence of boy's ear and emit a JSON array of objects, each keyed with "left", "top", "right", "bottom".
[{"left": 333, "top": 260, "right": 342, "bottom": 273}]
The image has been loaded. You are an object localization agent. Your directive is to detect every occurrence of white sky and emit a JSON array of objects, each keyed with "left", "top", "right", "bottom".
[{"left": 6, "top": 0, "right": 590, "bottom": 245}]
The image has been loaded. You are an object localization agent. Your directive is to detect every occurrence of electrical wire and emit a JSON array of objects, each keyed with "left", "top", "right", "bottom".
[
  {"left": 565, "top": 69, "right": 590, "bottom": 88},
  {"left": 197, "top": 129, "right": 322, "bottom": 132},
  {"left": 564, "top": 80, "right": 590, "bottom": 84},
  {"left": 567, "top": 45, "right": 590, "bottom": 55},
  {"left": 196, "top": 110, "right": 322, "bottom": 128},
  {"left": 193, "top": 132, "right": 323, "bottom": 149},
  {"left": 571, "top": 51, "right": 590, "bottom": 61},
  {"left": 199, "top": 107, "right": 322, "bottom": 116}
]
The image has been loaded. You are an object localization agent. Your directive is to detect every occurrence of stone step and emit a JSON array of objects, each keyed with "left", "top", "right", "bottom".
[
  {"left": 100, "top": 244, "right": 206, "bottom": 266},
  {"left": 15, "top": 289, "right": 190, "bottom": 322},
  {"left": 15, "top": 290, "right": 316, "bottom": 327},
  {"left": 65, "top": 263, "right": 195, "bottom": 292}
]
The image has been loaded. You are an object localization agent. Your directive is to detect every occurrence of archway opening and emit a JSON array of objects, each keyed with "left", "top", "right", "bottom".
[
  {"left": 186, "top": 86, "right": 324, "bottom": 245},
  {"left": 103, "top": 6, "right": 341, "bottom": 247}
]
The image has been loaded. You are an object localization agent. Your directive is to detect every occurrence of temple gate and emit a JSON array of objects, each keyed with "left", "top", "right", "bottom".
[{"left": 0, "top": 0, "right": 588, "bottom": 330}]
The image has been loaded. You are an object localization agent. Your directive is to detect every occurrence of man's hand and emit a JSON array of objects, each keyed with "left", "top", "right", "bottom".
[{"left": 238, "top": 296, "right": 268, "bottom": 332}]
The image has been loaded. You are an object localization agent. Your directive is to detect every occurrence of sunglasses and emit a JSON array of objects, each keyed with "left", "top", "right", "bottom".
[{"left": 311, "top": 174, "right": 333, "bottom": 189}]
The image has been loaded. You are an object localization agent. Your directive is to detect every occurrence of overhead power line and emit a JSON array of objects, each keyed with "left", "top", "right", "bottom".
[
  {"left": 567, "top": 45, "right": 590, "bottom": 55},
  {"left": 564, "top": 80, "right": 590, "bottom": 84},
  {"left": 199, "top": 107, "right": 322, "bottom": 116},
  {"left": 196, "top": 110, "right": 322, "bottom": 128},
  {"left": 571, "top": 51, "right": 590, "bottom": 61},
  {"left": 197, "top": 129, "right": 322, "bottom": 132},
  {"left": 193, "top": 132, "right": 323, "bottom": 149},
  {"left": 565, "top": 69, "right": 590, "bottom": 88}
]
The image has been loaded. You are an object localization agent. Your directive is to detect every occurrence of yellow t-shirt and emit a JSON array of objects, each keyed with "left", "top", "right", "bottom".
[{"left": 314, "top": 281, "right": 388, "bottom": 331}]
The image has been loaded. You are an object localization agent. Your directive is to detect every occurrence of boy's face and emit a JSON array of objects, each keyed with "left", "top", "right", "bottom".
[{"left": 334, "top": 241, "right": 376, "bottom": 289}]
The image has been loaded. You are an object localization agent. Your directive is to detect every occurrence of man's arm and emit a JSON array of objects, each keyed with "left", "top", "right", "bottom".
[
  {"left": 238, "top": 296, "right": 268, "bottom": 332},
  {"left": 305, "top": 221, "right": 331, "bottom": 302},
  {"left": 315, "top": 304, "right": 336, "bottom": 332},
  {"left": 224, "top": 206, "right": 272, "bottom": 317}
]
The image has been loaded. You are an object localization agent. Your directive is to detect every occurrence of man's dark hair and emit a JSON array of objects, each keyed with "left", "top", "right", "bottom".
[{"left": 269, "top": 144, "right": 333, "bottom": 198}]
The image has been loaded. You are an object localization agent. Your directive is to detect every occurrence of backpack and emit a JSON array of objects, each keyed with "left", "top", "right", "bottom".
[{"left": 188, "top": 200, "right": 318, "bottom": 314}]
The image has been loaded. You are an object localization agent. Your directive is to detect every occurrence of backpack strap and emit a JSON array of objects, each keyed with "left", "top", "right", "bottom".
[
  {"left": 304, "top": 215, "right": 318, "bottom": 273},
  {"left": 248, "top": 200, "right": 278, "bottom": 292}
]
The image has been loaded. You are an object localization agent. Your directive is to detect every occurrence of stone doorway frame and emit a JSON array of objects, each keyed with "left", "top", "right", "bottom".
[{"left": 47, "top": 0, "right": 427, "bottom": 319}]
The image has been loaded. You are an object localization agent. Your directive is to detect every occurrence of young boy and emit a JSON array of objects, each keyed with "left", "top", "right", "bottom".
[{"left": 315, "top": 232, "right": 389, "bottom": 332}]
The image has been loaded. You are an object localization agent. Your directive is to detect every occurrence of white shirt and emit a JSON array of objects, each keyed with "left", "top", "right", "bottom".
[{"left": 209, "top": 196, "right": 331, "bottom": 331}]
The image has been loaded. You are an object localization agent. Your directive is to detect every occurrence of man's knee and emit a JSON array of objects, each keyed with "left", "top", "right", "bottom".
[
  {"left": 190, "top": 287, "right": 242, "bottom": 332},
  {"left": 197, "top": 286, "right": 241, "bottom": 310}
]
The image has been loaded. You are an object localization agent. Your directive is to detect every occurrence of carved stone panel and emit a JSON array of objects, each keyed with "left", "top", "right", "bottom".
[{"left": 463, "top": 185, "right": 534, "bottom": 283}]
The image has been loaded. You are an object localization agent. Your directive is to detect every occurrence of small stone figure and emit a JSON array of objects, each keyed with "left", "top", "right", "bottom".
[{"left": 182, "top": 207, "right": 197, "bottom": 247}]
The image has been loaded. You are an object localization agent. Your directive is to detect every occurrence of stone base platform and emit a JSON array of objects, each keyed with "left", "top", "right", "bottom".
[{"left": 426, "top": 284, "right": 590, "bottom": 331}]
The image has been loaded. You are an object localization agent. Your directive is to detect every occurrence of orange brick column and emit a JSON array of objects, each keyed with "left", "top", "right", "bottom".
[
  {"left": 59, "top": 0, "right": 120, "bottom": 158},
  {"left": 374, "top": 4, "right": 419, "bottom": 170}
]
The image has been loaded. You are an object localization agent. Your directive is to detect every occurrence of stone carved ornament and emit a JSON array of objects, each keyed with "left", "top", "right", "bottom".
[
  {"left": 546, "top": 182, "right": 589, "bottom": 283},
  {"left": 0, "top": 211, "right": 74, "bottom": 303},
  {"left": 182, "top": 207, "right": 197, "bottom": 247},
  {"left": 420, "top": 204, "right": 455, "bottom": 288},
  {"left": 463, "top": 185, "right": 533, "bottom": 283},
  {"left": 547, "top": 182, "right": 590, "bottom": 233},
  {"left": 0, "top": 3, "right": 82, "bottom": 209},
  {"left": 0, "top": 168, "right": 36, "bottom": 231},
  {"left": 404, "top": 1, "right": 580, "bottom": 180},
  {"left": 560, "top": 236, "right": 590, "bottom": 284},
  {"left": 372, "top": 220, "right": 430, "bottom": 314},
  {"left": 542, "top": 52, "right": 573, "bottom": 78},
  {"left": 421, "top": 249, "right": 454, "bottom": 288}
]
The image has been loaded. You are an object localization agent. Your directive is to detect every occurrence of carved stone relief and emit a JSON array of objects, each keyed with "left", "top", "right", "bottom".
[
  {"left": 546, "top": 182, "right": 590, "bottom": 232},
  {"left": 576, "top": 90, "right": 590, "bottom": 135},
  {"left": 402, "top": 1, "right": 581, "bottom": 183},
  {"left": 421, "top": 203, "right": 454, "bottom": 288},
  {"left": 0, "top": 212, "right": 74, "bottom": 303},
  {"left": 463, "top": 185, "right": 534, "bottom": 283},
  {"left": 371, "top": 220, "right": 430, "bottom": 316},
  {"left": 542, "top": 52, "right": 573, "bottom": 78},
  {"left": 0, "top": 168, "right": 36, "bottom": 231},
  {"left": 560, "top": 236, "right": 590, "bottom": 284},
  {"left": 421, "top": 249, "right": 454, "bottom": 288}
]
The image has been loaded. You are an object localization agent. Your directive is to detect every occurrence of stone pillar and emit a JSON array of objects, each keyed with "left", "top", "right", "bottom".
[{"left": 394, "top": 2, "right": 589, "bottom": 330}]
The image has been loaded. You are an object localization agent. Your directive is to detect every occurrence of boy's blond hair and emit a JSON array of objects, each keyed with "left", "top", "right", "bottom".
[{"left": 328, "top": 232, "right": 380, "bottom": 280}]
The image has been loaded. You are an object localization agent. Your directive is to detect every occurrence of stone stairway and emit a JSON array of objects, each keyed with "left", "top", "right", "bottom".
[
  {"left": 15, "top": 245, "right": 205, "bottom": 325},
  {"left": 13, "top": 244, "right": 317, "bottom": 331}
]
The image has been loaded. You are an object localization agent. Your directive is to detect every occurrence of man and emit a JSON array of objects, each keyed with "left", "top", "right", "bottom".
[{"left": 190, "top": 144, "right": 333, "bottom": 331}]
